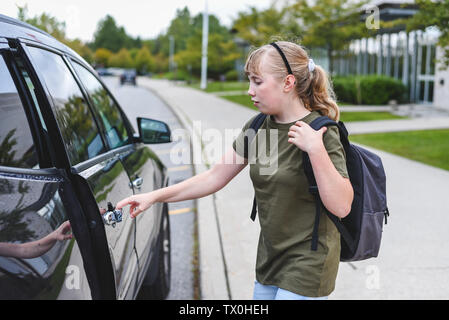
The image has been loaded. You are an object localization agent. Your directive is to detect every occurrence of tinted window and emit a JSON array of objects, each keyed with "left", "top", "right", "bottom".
[
  {"left": 72, "top": 62, "right": 129, "bottom": 149},
  {"left": 0, "top": 54, "right": 39, "bottom": 168},
  {"left": 14, "top": 56, "right": 47, "bottom": 132},
  {"left": 26, "top": 47, "right": 105, "bottom": 164}
]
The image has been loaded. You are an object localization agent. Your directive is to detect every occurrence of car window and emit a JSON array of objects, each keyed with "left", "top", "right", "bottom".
[
  {"left": 26, "top": 46, "right": 106, "bottom": 165},
  {"left": 71, "top": 62, "right": 130, "bottom": 150},
  {"left": 0, "top": 53, "right": 39, "bottom": 169},
  {"left": 14, "top": 55, "right": 47, "bottom": 132}
]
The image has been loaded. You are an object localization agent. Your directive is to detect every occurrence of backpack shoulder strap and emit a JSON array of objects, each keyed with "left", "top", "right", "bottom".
[
  {"left": 250, "top": 112, "right": 268, "bottom": 130},
  {"left": 245, "top": 113, "right": 267, "bottom": 221},
  {"left": 303, "top": 116, "right": 354, "bottom": 251},
  {"left": 309, "top": 116, "right": 350, "bottom": 149},
  {"left": 302, "top": 116, "right": 340, "bottom": 188},
  {"left": 244, "top": 113, "right": 267, "bottom": 159},
  {"left": 303, "top": 116, "right": 350, "bottom": 191}
]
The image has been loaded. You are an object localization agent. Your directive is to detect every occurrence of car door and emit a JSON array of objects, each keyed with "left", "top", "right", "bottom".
[
  {"left": 67, "top": 62, "right": 165, "bottom": 281},
  {"left": 23, "top": 42, "right": 139, "bottom": 299},
  {"left": 0, "top": 40, "right": 94, "bottom": 299},
  {"left": 68, "top": 58, "right": 149, "bottom": 298}
]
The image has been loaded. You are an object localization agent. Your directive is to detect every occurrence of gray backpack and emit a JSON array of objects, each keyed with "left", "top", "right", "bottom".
[{"left": 246, "top": 113, "right": 389, "bottom": 262}]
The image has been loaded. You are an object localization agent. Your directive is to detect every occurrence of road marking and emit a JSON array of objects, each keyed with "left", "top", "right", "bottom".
[
  {"left": 167, "top": 165, "right": 191, "bottom": 172},
  {"left": 169, "top": 207, "right": 193, "bottom": 215}
]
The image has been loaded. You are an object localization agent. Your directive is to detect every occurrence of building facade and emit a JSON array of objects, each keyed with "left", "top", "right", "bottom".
[{"left": 330, "top": 1, "right": 448, "bottom": 109}]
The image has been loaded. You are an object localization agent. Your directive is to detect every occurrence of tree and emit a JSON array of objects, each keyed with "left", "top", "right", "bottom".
[
  {"left": 0, "top": 178, "right": 35, "bottom": 243},
  {"left": 152, "top": 52, "right": 169, "bottom": 74},
  {"left": 167, "top": 7, "right": 195, "bottom": 53},
  {"left": 108, "top": 48, "right": 133, "bottom": 68},
  {"left": 173, "top": 33, "right": 202, "bottom": 75},
  {"left": 192, "top": 13, "right": 231, "bottom": 40},
  {"left": 231, "top": 6, "right": 303, "bottom": 47},
  {"left": 17, "top": 5, "right": 66, "bottom": 42},
  {"left": 209, "top": 35, "right": 242, "bottom": 78},
  {"left": 92, "top": 15, "right": 135, "bottom": 52},
  {"left": 290, "top": 0, "right": 369, "bottom": 74},
  {"left": 17, "top": 6, "right": 93, "bottom": 65},
  {"left": 135, "top": 46, "right": 155, "bottom": 74},
  {"left": 94, "top": 48, "right": 113, "bottom": 67},
  {"left": 66, "top": 39, "right": 94, "bottom": 63},
  {"left": 172, "top": 11, "right": 241, "bottom": 79},
  {"left": 174, "top": 31, "right": 241, "bottom": 79},
  {"left": 406, "top": 0, "right": 449, "bottom": 67}
]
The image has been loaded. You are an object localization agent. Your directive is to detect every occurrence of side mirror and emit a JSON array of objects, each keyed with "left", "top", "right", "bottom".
[{"left": 137, "top": 117, "right": 171, "bottom": 144}]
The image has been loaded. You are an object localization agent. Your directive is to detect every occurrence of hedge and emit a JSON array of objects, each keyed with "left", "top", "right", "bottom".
[{"left": 332, "top": 75, "right": 407, "bottom": 105}]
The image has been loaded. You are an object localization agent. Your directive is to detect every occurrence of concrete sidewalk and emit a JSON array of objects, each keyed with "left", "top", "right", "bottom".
[
  {"left": 138, "top": 77, "right": 449, "bottom": 300},
  {"left": 345, "top": 117, "right": 449, "bottom": 134}
]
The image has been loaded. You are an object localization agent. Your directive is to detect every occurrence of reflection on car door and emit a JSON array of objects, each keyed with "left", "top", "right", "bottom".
[
  {"left": 0, "top": 170, "right": 93, "bottom": 300},
  {"left": 25, "top": 45, "right": 138, "bottom": 299},
  {"left": 0, "top": 48, "right": 91, "bottom": 299}
]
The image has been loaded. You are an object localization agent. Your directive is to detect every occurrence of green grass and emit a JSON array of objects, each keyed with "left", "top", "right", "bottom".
[
  {"left": 222, "top": 94, "right": 257, "bottom": 110},
  {"left": 339, "top": 112, "right": 407, "bottom": 122},
  {"left": 189, "top": 81, "right": 249, "bottom": 92},
  {"left": 350, "top": 129, "right": 449, "bottom": 171}
]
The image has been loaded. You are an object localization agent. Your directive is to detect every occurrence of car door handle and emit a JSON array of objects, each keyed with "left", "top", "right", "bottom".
[
  {"left": 102, "top": 202, "right": 123, "bottom": 228},
  {"left": 131, "top": 177, "right": 144, "bottom": 189}
]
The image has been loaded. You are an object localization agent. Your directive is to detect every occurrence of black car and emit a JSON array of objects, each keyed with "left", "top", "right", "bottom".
[
  {"left": 0, "top": 14, "right": 172, "bottom": 300},
  {"left": 120, "top": 69, "right": 137, "bottom": 85}
]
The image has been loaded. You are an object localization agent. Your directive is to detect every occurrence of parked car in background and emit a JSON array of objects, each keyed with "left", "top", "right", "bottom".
[
  {"left": 0, "top": 14, "right": 172, "bottom": 300},
  {"left": 95, "top": 67, "right": 112, "bottom": 76},
  {"left": 120, "top": 69, "right": 137, "bottom": 86}
]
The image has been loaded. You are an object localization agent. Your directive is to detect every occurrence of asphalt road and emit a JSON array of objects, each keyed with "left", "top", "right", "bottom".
[{"left": 101, "top": 76, "right": 197, "bottom": 300}]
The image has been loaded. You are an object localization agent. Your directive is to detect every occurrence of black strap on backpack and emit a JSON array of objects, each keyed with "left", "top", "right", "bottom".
[
  {"left": 303, "top": 116, "right": 355, "bottom": 252},
  {"left": 244, "top": 113, "right": 267, "bottom": 221}
]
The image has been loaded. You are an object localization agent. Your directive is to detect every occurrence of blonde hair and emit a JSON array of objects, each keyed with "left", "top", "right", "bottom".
[{"left": 244, "top": 41, "right": 340, "bottom": 121}]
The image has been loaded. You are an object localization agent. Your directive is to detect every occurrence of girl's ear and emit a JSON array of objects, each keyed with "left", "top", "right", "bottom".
[{"left": 284, "top": 74, "right": 296, "bottom": 91}]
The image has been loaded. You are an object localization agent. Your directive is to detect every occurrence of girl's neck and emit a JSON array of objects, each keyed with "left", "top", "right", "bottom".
[{"left": 272, "top": 98, "right": 311, "bottom": 124}]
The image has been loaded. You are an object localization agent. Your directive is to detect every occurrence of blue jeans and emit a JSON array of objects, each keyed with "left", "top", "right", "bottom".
[{"left": 253, "top": 280, "right": 328, "bottom": 300}]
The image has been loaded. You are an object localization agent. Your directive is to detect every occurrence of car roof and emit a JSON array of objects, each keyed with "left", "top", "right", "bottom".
[{"left": 0, "top": 14, "right": 89, "bottom": 69}]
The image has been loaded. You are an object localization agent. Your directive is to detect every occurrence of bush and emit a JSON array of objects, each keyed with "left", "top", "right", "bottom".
[
  {"left": 161, "top": 70, "right": 193, "bottom": 81},
  {"left": 332, "top": 75, "right": 407, "bottom": 105},
  {"left": 332, "top": 76, "right": 357, "bottom": 104},
  {"left": 224, "top": 70, "right": 239, "bottom": 81}
]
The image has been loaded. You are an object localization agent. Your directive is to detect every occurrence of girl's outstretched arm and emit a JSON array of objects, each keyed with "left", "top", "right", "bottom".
[{"left": 116, "top": 147, "right": 248, "bottom": 218}]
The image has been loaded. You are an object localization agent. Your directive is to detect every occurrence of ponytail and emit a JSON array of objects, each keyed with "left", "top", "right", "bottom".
[{"left": 306, "top": 65, "right": 340, "bottom": 121}]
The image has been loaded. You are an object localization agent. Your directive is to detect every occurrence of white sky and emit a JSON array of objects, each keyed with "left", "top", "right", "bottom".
[{"left": 1, "top": 0, "right": 277, "bottom": 42}]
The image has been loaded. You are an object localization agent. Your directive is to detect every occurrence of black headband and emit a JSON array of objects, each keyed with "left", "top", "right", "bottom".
[{"left": 270, "top": 42, "right": 293, "bottom": 75}]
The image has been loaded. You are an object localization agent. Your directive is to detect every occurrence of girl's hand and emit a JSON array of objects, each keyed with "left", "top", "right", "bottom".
[
  {"left": 53, "top": 221, "right": 73, "bottom": 241},
  {"left": 116, "top": 193, "right": 155, "bottom": 219},
  {"left": 287, "top": 121, "right": 327, "bottom": 154}
]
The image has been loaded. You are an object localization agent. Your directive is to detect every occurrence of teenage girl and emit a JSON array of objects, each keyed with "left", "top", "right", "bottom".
[{"left": 116, "top": 41, "right": 354, "bottom": 300}]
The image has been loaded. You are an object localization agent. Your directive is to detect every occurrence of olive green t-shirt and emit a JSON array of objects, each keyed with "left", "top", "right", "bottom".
[{"left": 232, "top": 111, "right": 349, "bottom": 297}]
